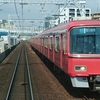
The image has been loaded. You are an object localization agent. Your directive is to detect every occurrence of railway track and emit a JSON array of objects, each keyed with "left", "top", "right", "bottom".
[
  {"left": 0, "top": 42, "right": 100, "bottom": 100},
  {"left": 5, "top": 44, "right": 34, "bottom": 100},
  {"left": 81, "top": 90, "right": 100, "bottom": 100}
]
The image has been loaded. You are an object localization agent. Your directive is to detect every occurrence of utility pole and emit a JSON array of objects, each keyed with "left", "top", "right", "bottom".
[
  {"left": 53, "top": 4, "right": 64, "bottom": 24},
  {"left": 20, "top": 0, "right": 28, "bottom": 32}
]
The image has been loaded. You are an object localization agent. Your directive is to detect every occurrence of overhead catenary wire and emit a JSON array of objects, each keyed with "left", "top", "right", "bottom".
[
  {"left": 14, "top": 0, "right": 20, "bottom": 20},
  {"left": 14, "top": 0, "right": 21, "bottom": 28}
]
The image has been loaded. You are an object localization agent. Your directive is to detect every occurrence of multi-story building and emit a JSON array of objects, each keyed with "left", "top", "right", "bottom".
[
  {"left": 44, "top": 16, "right": 58, "bottom": 29},
  {"left": 44, "top": 6, "right": 92, "bottom": 29},
  {"left": 92, "top": 12, "right": 100, "bottom": 19},
  {"left": 59, "top": 7, "right": 91, "bottom": 23}
]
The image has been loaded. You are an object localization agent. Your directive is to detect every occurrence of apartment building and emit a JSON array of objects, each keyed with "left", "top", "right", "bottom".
[{"left": 59, "top": 7, "right": 91, "bottom": 23}]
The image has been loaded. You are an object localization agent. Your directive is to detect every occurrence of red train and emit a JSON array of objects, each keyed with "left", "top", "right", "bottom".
[{"left": 30, "top": 20, "right": 100, "bottom": 91}]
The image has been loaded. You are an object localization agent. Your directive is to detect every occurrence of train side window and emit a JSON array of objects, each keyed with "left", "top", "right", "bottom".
[
  {"left": 44, "top": 37, "right": 46, "bottom": 47},
  {"left": 63, "top": 34, "right": 67, "bottom": 53},
  {"left": 44, "top": 36, "right": 48, "bottom": 48},
  {"left": 55, "top": 36, "right": 60, "bottom": 51},
  {"left": 40, "top": 37, "right": 42, "bottom": 45},
  {"left": 42, "top": 37, "right": 44, "bottom": 46},
  {"left": 34, "top": 38, "right": 36, "bottom": 44},
  {"left": 50, "top": 36, "right": 53, "bottom": 49},
  {"left": 38, "top": 38, "right": 40, "bottom": 45},
  {"left": 36, "top": 38, "right": 38, "bottom": 44},
  {"left": 41, "top": 38, "right": 43, "bottom": 46}
]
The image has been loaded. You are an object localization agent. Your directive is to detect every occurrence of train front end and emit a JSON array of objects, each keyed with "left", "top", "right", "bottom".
[{"left": 68, "top": 25, "right": 100, "bottom": 91}]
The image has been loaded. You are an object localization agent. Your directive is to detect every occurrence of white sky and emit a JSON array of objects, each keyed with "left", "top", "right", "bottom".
[
  {"left": 86, "top": 0, "right": 100, "bottom": 12},
  {"left": 0, "top": 0, "right": 100, "bottom": 26}
]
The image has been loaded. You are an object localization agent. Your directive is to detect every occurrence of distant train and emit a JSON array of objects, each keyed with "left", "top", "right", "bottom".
[{"left": 30, "top": 20, "right": 100, "bottom": 92}]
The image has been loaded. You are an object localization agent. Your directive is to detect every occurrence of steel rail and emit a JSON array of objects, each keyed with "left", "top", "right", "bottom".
[
  {"left": 25, "top": 47, "right": 34, "bottom": 100},
  {"left": 5, "top": 49, "right": 22, "bottom": 100},
  {"left": 83, "top": 95, "right": 90, "bottom": 100}
]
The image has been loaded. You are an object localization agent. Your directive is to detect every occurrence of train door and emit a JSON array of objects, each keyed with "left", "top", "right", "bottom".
[
  {"left": 62, "top": 33, "right": 68, "bottom": 72},
  {"left": 55, "top": 35, "right": 60, "bottom": 67},
  {"left": 49, "top": 35, "right": 53, "bottom": 61}
]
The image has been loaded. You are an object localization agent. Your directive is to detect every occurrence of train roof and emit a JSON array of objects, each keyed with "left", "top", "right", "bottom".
[
  {"left": 35, "top": 20, "right": 100, "bottom": 37},
  {"left": 0, "top": 32, "right": 8, "bottom": 36},
  {"left": 0, "top": 29, "right": 8, "bottom": 36},
  {"left": 68, "top": 20, "right": 100, "bottom": 30}
]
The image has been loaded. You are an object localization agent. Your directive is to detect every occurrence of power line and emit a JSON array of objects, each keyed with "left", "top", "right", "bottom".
[
  {"left": 14, "top": 0, "right": 20, "bottom": 19},
  {"left": 14, "top": 0, "right": 21, "bottom": 27},
  {"left": 0, "top": 0, "right": 66, "bottom": 4}
]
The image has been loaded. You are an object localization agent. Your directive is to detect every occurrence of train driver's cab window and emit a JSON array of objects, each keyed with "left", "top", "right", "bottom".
[
  {"left": 70, "top": 27, "right": 100, "bottom": 54},
  {"left": 55, "top": 36, "right": 60, "bottom": 51},
  {"left": 50, "top": 36, "right": 53, "bottom": 49}
]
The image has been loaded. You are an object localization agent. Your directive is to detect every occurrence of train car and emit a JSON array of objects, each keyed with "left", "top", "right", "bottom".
[{"left": 30, "top": 20, "right": 100, "bottom": 91}]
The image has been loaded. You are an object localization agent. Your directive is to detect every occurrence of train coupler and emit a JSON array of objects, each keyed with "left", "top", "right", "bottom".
[
  {"left": 93, "top": 84, "right": 100, "bottom": 91},
  {"left": 93, "top": 75, "right": 100, "bottom": 91}
]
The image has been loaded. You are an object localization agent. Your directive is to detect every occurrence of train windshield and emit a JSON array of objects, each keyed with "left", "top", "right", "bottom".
[{"left": 70, "top": 27, "right": 100, "bottom": 54}]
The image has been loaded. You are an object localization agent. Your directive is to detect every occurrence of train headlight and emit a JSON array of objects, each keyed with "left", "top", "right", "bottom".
[{"left": 75, "top": 66, "right": 87, "bottom": 71}]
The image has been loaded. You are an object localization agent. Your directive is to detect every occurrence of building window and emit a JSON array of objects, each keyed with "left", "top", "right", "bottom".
[
  {"left": 64, "top": 13, "right": 66, "bottom": 16},
  {"left": 64, "top": 9, "right": 66, "bottom": 11},
  {"left": 77, "top": 9, "right": 80, "bottom": 13},
  {"left": 69, "top": 9, "right": 75, "bottom": 12},
  {"left": 86, "top": 14, "right": 89, "bottom": 17},
  {"left": 77, "top": 9, "right": 81, "bottom": 16},
  {"left": 69, "top": 13, "right": 75, "bottom": 17},
  {"left": 77, "top": 13, "right": 81, "bottom": 17},
  {"left": 86, "top": 9, "right": 90, "bottom": 13}
]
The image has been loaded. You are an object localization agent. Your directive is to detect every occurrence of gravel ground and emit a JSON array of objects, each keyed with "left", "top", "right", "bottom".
[{"left": 0, "top": 42, "right": 86, "bottom": 100}]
